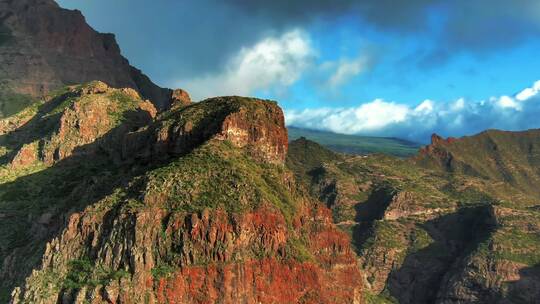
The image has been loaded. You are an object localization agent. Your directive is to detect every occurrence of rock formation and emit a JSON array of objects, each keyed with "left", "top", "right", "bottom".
[
  {"left": 287, "top": 137, "right": 540, "bottom": 303},
  {"left": 169, "top": 89, "right": 192, "bottom": 109},
  {"left": 416, "top": 129, "right": 540, "bottom": 195},
  {"left": 0, "top": 0, "right": 172, "bottom": 111},
  {"left": 0, "top": 84, "right": 362, "bottom": 303}
]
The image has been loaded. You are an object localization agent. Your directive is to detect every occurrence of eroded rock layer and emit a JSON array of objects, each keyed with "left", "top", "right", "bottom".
[{"left": 0, "top": 83, "right": 362, "bottom": 303}]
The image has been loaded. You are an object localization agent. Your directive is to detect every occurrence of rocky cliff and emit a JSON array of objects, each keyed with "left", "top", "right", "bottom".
[
  {"left": 415, "top": 130, "right": 540, "bottom": 195},
  {"left": 0, "top": 0, "right": 173, "bottom": 114},
  {"left": 0, "top": 83, "right": 362, "bottom": 303},
  {"left": 287, "top": 137, "right": 540, "bottom": 303}
]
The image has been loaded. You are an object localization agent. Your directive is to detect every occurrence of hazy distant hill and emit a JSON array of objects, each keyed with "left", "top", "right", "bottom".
[{"left": 287, "top": 126, "right": 420, "bottom": 157}]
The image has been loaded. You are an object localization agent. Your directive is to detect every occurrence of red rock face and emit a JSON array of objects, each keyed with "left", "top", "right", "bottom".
[
  {"left": 155, "top": 258, "right": 352, "bottom": 304},
  {"left": 7, "top": 82, "right": 157, "bottom": 168},
  {"left": 170, "top": 89, "right": 192, "bottom": 108},
  {"left": 151, "top": 206, "right": 361, "bottom": 304},
  {"left": 13, "top": 205, "right": 362, "bottom": 303},
  {"left": 216, "top": 103, "right": 289, "bottom": 164},
  {"left": 142, "top": 97, "right": 289, "bottom": 164},
  {"left": 7, "top": 94, "right": 362, "bottom": 303},
  {"left": 419, "top": 133, "right": 457, "bottom": 155},
  {"left": 10, "top": 142, "right": 38, "bottom": 168},
  {"left": 0, "top": 0, "right": 172, "bottom": 109},
  {"left": 415, "top": 133, "right": 458, "bottom": 171}
]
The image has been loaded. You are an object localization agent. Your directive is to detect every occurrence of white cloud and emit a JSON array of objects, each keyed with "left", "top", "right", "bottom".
[
  {"left": 177, "top": 29, "right": 314, "bottom": 100},
  {"left": 326, "top": 55, "right": 369, "bottom": 88},
  {"left": 414, "top": 99, "right": 434, "bottom": 113},
  {"left": 516, "top": 80, "right": 540, "bottom": 101},
  {"left": 285, "top": 80, "right": 540, "bottom": 143},
  {"left": 496, "top": 95, "right": 521, "bottom": 110}
]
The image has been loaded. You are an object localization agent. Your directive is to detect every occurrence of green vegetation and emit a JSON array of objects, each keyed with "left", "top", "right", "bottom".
[
  {"left": 288, "top": 126, "right": 420, "bottom": 157},
  {"left": 0, "top": 288, "right": 10, "bottom": 304},
  {"left": 145, "top": 140, "right": 299, "bottom": 225},
  {"left": 0, "top": 89, "right": 37, "bottom": 118},
  {"left": 493, "top": 228, "right": 540, "bottom": 266},
  {"left": 284, "top": 237, "right": 313, "bottom": 262},
  {"left": 408, "top": 225, "right": 434, "bottom": 253},
  {"left": 64, "top": 257, "right": 130, "bottom": 290},
  {"left": 151, "top": 263, "right": 176, "bottom": 280},
  {"left": 363, "top": 220, "right": 408, "bottom": 250},
  {"left": 286, "top": 136, "right": 340, "bottom": 180},
  {"left": 417, "top": 129, "right": 540, "bottom": 197},
  {"left": 364, "top": 291, "right": 398, "bottom": 304}
]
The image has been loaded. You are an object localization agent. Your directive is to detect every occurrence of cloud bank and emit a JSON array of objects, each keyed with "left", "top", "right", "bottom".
[
  {"left": 178, "top": 30, "right": 314, "bottom": 100},
  {"left": 58, "top": 0, "right": 540, "bottom": 85},
  {"left": 285, "top": 81, "right": 540, "bottom": 143}
]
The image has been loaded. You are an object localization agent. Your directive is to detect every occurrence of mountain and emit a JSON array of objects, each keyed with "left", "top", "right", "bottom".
[
  {"left": 0, "top": 82, "right": 362, "bottom": 303},
  {"left": 288, "top": 126, "right": 420, "bottom": 157},
  {"left": 0, "top": 0, "right": 173, "bottom": 115},
  {"left": 416, "top": 130, "right": 540, "bottom": 196},
  {"left": 287, "top": 135, "right": 540, "bottom": 303},
  {"left": 2, "top": 1, "right": 539, "bottom": 303}
]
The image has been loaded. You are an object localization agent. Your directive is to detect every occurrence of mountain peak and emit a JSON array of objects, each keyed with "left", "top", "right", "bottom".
[
  {"left": 430, "top": 133, "right": 457, "bottom": 145},
  {"left": 0, "top": 0, "right": 172, "bottom": 111},
  {"left": 151, "top": 96, "right": 289, "bottom": 164},
  {"left": 417, "top": 128, "right": 540, "bottom": 194},
  {"left": 2, "top": 87, "right": 360, "bottom": 303}
]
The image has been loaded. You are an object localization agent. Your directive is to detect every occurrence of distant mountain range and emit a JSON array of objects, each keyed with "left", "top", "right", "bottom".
[{"left": 288, "top": 126, "right": 421, "bottom": 157}]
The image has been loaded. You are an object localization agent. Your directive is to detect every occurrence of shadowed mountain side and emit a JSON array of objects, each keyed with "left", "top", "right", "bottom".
[
  {"left": 0, "top": 108, "right": 156, "bottom": 301},
  {"left": 287, "top": 137, "right": 540, "bottom": 303},
  {"left": 1, "top": 85, "right": 363, "bottom": 303},
  {"left": 502, "top": 264, "right": 540, "bottom": 303},
  {"left": 387, "top": 206, "right": 497, "bottom": 304},
  {"left": 0, "top": 0, "right": 173, "bottom": 112},
  {"left": 415, "top": 130, "right": 540, "bottom": 195}
]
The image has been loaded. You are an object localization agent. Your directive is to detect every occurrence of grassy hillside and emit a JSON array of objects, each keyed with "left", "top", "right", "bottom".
[
  {"left": 287, "top": 127, "right": 420, "bottom": 157},
  {"left": 287, "top": 137, "right": 540, "bottom": 303},
  {"left": 415, "top": 129, "right": 540, "bottom": 196}
]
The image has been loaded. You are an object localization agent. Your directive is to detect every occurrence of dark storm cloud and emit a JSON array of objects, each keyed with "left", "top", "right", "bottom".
[
  {"left": 228, "top": 0, "right": 540, "bottom": 57},
  {"left": 227, "top": 0, "right": 434, "bottom": 30},
  {"left": 59, "top": 0, "right": 540, "bottom": 85}
]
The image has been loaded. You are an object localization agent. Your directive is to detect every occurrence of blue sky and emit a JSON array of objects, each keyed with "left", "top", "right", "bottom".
[{"left": 56, "top": 0, "right": 540, "bottom": 142}]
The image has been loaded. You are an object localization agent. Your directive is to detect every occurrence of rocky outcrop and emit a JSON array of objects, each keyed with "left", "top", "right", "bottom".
[
  {"left": 6, "top": 81, "right": 156, "bottom": 169},
  {"left": 288, "top": 137, "right": 540, "bottom": 303},
  {"left": 124, "top": 96, "right": 288, "bottom": 164},
  {"left": 13, "top": 203, "right": 362, "bottom": 303},
  {"left": 383, "top": 191, "right": 449, "bottom": 221},
  {"left": 169, "top": 89, "right": 192, "bottom": 109},
  {"left": 435, "top": 206, "right": 540, "bottom": 304},
  {"left": 1, "top": 85, "right": 362, "bottom": 303},
  {"left": 0, "top": 0, "right": 172, "bottom": 110},
  {"left": 213, "top": 98, "right": 288, "bottom": 164},
  {"left": 415, "top": 129, "right": 540, "bottom": 196}
]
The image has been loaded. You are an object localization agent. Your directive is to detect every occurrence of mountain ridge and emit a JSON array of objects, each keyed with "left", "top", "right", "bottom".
[
  {"left": 1, "top": 1, "right": 539, "bottom": 303},
  {"left": 288, "top": 126, "right": 420, "bottom": 157},
  {"left": 0, "top": 0, "right": 173, "bottom": 114},
  {"left": 1, "top": 82, "right": 363, "bottom": 303},
  {"left": 287, "top": 134, "right": 540, "bottom": 303}
]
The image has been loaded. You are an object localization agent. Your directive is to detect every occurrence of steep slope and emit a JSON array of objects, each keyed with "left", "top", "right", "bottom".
[
  {"left": 415, "top": 130, "right": 540, "bottom": 195},
  {"left": 0, "top": 83, "right": 363, "bottom": 303},
  {"left": 287, "top": 137, "right": 540, "bottom": 304},
  {"left": 0, "top": 0, "right": 172, "bottom": 114},
  {"left": 288, "top": 127, "right": 420, "bottom": 157}
]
